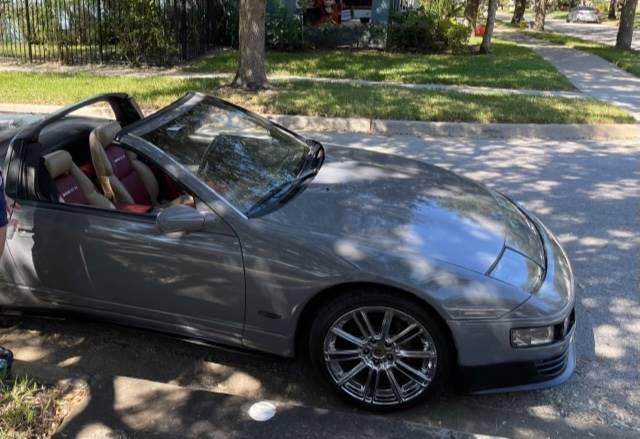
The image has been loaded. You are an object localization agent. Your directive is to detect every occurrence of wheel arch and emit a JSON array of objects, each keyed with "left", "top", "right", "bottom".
[{"left": 293, "top": 281, "right": 459, "bottom": 363}]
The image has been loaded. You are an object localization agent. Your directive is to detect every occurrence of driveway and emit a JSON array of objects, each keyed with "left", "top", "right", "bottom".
[{"left": 1, "top": 116, "right": 639, "bottom": 438}]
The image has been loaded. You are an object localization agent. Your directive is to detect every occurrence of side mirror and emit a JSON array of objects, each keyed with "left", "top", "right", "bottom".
[{"left": 156, "top": 205, "right": 207, "bottom": 234}]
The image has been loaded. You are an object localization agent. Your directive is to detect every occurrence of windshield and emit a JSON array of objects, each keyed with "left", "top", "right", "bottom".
[{"left": 141, "top": 98, "right": 310, "bottom": 214}]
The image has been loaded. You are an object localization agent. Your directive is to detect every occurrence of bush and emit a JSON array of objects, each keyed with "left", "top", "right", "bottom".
[
  {"left": 421, "top": 0, "right": 465, "bottom": 20},
  {"left": 265, "top": 6, "right": 387, "bottom": 51},
  {"left": 264, "top": 0, "right": 465, "bottom": 53},
  {"left": 267, "top": 5, "right": 305, "bottom": 50},
  {"left": 442, "top": 20, "right": 471, "bottom": 53},
  {"left": 387, "top": 10, "right": 439, "bottom": 52},
  {"left": 591, "top": 0, "right": 610, "bottom": 12},
  {"left": 387, "top": 9, "right": 469, "bottom": 53},
  {"left": 303, "top": 22, "right": 387, "bottom": 49},
  {"left": 557, "top": 0, "right": 580, "bottom": 10},
  {"left": 112, "top": 0, "right": 178, "bottom": 65}
]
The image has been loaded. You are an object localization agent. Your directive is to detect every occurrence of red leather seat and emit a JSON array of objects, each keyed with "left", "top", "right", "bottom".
[
  {"left": 78, "top": 161, "right": 97, "bottom": 180},
  {"left": 89, "top": 122, "right": 193, "bottom": 209},
  {"left": 104, "top": 144, "right": 153, "bottom": 205},
  {"left": 43, "top": 150, "right": 114, "bottom": 209},
  {"left": 78, "top": 157, "right": 152, "bottom": 214}
]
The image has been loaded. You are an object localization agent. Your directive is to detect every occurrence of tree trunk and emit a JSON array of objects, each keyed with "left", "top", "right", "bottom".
[
  {"left": 533, "top": 0, "right": 546, "bottom": 31},
  {"left": 616, "top": 0, "right": 639, "bottom": 49},
  {"left": 480, "top": 0, "right": 498, "bottom": 53},
  {"left": 608, "top": 0, "right": 617, "bottom": 19},
  {"left": 231, "top": 0, "right": 268, "bottom": 90},
  {"left": 512, "top": 0, "right": 527, "bottom": 23},
  {"left": 464, "top": 0, "right": 481, "bottom": 29}
]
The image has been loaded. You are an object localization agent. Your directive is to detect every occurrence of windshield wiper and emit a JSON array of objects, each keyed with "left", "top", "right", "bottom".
[
  {"left": 247, "top": 139, "right": 325, "bottom": 217},
  {"left": 247, "top": 168, "right": 319, "bottom": 217},
  {"left": 305, "top": 139, "right": 325, "bottom": 173}
]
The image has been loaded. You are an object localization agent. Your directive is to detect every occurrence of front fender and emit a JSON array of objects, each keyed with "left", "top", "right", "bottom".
[
  {"left": 237, "top": 218, "right": 531, "bottom": 357},
  {"left": 347, "top": 248, "right": 532, "bottom": 321}
]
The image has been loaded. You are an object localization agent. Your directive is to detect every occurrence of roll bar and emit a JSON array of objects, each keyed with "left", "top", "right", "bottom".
[{"left": 14, "top": 93, "right": 144, "bottom": 143}]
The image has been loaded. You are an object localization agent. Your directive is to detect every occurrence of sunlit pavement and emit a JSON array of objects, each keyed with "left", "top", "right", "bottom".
[
  {"left": 0, "top": 111, "right": 42, "bottom": 130},
  {"left": 493, "top": 27, "right": 640, "bottom": 122},
  {"left": 1, "top": 126, "right": 638, "bottom": 438},
  {"left": 543, "top": 17, "right": 640, "bottom": 51},
  {"left": 496, "top": 12, "right": 640, "bottom": 51}
]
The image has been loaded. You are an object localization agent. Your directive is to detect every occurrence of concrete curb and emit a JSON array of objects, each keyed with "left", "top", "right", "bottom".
[
  {"left": 2, "top": 103, "right": 639, "bottom": 141},
  {"left": 269, "top": 115, "right": 640, "bottom": 141}
]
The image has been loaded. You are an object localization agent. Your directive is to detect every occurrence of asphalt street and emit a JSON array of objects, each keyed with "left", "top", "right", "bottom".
[
  {"left": 496, "top": 12, "right": 640, "bottom": 50},
  {"left": 543, "top": 17, "right": 640, "bottom": 51},
  {"left": 0, "top": 115, "right": 638, "bottom": 437}
]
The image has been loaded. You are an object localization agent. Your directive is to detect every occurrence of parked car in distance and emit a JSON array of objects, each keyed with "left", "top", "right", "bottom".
[
  {"left": 567, "top": 6, "right": 600, "bottom": 23},
  {"left": 0, "top": 93, "right": 576, "bottom": 411}
]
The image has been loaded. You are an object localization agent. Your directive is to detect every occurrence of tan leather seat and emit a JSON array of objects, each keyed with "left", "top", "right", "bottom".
[
  {"left": 43, "top": 150, "right": 114, "bottom": 209},
  {"left": 89, "top": 122, "right": 192, "bottom": 207}
]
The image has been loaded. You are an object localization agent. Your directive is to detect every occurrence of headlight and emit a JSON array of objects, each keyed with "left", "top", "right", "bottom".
[
  {"left": 490, "top": 248, "right": 543, "bottom": 292},
  {"left": 511, "top": 326, "right": 554, "bottom": 347}
]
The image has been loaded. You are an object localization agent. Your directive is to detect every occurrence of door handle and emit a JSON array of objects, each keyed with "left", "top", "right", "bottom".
[
  {"left": 16, "top": 227, "right": 34, "bottom": 236},
  {"left": 7, "top": 218, "right": 34, "bottom": 240}
]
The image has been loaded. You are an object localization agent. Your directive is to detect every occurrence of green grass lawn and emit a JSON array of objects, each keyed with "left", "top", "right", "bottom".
[
  {"left": 0, "top": 72, "right": 632, "bottom": 124},
  {"left": 187, "top": 38, "right": 574, "bottom": 91},
  {"left": 521, "top": 30, "right": 640, "bottom": 77},
  {"left": 0, "top": 376, "right": 69, "bottom": 439}
]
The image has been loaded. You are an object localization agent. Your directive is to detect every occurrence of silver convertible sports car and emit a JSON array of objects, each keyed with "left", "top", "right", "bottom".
[{"left": 0, "top": 93, "right": 576, "bottom": 410}]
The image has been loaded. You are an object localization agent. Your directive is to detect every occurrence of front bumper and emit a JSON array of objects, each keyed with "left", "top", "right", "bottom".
[
  {"left": 449, "top": 214, "right": 577, "bottom": 393},
  {"left": 574, "top": 16, "right": 600, "bottom": 23},
  {"left": 458, "top": 311, "right": 576, "bottom": 393}
]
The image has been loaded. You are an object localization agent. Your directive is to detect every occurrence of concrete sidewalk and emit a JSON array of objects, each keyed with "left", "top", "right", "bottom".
[
  {"left": 3, "top": 104, "right": 640, "bottom": 141},
  {"left": 496, "top": 28, "right": 640, "bottom": 121}
]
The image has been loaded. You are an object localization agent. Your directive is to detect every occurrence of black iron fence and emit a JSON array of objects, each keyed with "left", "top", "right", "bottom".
[{"left": 0, "top": 0, "right": 235, "bottom": 65}]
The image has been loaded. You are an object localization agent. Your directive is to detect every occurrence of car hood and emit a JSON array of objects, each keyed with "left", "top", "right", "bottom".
[{"left": 264, "top": 145, "right": 544, "bottom": 274}]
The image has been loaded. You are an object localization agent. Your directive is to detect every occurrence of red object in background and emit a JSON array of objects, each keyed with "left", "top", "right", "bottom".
[
  {"left": 309, "top": 0, "right": 342, "bottom": 26},
  {"left": 114, "top": 203, "right": 153, "bottom": 214},
  {"left": 331, "top": 0, "right": 342, "bottom": 23},
  {"left": 474, "top": 25, "right": 486, "bottom": 37}
]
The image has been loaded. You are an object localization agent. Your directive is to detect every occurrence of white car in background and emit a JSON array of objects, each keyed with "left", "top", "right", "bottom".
[{"left": 567, "top": 6, "right": 600, "bottom": 23}]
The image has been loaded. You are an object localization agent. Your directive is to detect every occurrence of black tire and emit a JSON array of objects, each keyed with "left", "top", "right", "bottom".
[{"left": 308, "top": 288, "right": 454, "bottom": 411}]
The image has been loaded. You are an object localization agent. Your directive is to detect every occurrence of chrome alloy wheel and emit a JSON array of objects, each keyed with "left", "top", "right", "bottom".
[{"left": 323, "top": 307, "right": 438, "bottom": 406}]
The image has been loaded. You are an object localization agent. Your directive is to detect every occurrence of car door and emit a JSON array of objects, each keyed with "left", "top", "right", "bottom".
[
  {"left": 78, "top": 136, "right": 246, "bottom": 343},
  {"left": 80, "top": 200, "right": 246, "bottom": 344},
  {"left": 2, "top": 94, "right": 144, "bottom": 308},
  {"left": 5, "top": 131, "right": 246, "bottom": 345},
  {"left": 3, "top": 134, "right": 102, "bottom": 308}
]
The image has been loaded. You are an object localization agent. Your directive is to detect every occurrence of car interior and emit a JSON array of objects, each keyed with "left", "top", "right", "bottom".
[{"left": 36, "top": 116, "right": 196, "bottom": 215}]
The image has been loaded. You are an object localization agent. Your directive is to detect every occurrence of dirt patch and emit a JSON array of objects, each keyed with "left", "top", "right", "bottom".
[{"left": 0, "top": 375, "right": 86, "bottom": 439}]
